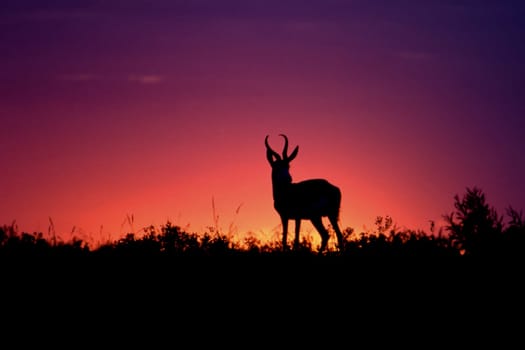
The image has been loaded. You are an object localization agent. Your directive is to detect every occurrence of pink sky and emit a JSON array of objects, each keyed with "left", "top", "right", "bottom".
[{"left": 2, "top": 1, "right": 524, "bottom": 247}]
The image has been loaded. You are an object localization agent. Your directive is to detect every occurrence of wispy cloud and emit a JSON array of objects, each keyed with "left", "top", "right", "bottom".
[
  {"left": 128, "top": 75, "right": 164, "bottom": 84},
  {"left": 57, "top": 74, "right": 165, "bottom": 84}
]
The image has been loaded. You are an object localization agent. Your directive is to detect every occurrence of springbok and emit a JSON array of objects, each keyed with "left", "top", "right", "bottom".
[{"left": 265, "top": 134, "right": 344, "bottom": 252}]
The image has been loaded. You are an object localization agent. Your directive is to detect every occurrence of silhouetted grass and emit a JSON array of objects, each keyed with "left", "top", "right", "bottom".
[
  {"left": 2, "top": 188, "right": 524, "bottom": 264},
  {"left": 0, "top": 220, "right": 450, "bottom": 259}
]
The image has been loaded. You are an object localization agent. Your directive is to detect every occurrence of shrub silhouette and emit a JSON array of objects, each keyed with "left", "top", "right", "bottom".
[
  {"left": 502, "top": 207, "right": 525, "bottom": 257},
  {"left": 444, "top": 187, "right": 503, "bottom": 256},
  {"left": 0, "top": 223, "right": 90, "bottom": 258}
]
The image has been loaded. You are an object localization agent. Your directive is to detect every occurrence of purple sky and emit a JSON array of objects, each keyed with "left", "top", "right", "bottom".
[{"left": 1, "top": 0, "right": 524, "bottom": 246}]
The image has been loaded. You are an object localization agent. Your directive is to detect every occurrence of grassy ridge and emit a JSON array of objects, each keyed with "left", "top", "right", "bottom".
[{"left": 1, "top": 187, "right": 524, "bottom": 261}]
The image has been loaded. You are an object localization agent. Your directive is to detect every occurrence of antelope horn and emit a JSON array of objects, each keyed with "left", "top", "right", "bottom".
[
  {"left": 265, "top": 135, "right": 281, "bottom": 160},
  {"left": 279, "top": 134, "right": 288, "bottom": 159}
]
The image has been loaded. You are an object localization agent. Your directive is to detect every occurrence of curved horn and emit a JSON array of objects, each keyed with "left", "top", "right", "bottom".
[
  {"left": 265, "top": 135, "right": 281, "bottom": 161},
  {"left": 279, "top": 134, "right": 289, "bottom": 159}
]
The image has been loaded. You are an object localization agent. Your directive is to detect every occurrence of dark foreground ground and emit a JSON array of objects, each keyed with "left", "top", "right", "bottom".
[
  {"left": 2, "top": 253, "right": 522, "bottom": 349},
  {"left": 3, "top": 252, "right": 522, "bottom": 292}
]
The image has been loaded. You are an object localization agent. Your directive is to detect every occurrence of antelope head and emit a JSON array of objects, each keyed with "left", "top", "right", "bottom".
[{"left": 265, "top": 134, "right": 299, "bottom": 185}]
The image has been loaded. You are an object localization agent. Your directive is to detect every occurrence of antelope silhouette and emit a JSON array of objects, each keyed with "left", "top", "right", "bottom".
[{"left": 265, "top": 134, "right": 344, "bottom": 252}]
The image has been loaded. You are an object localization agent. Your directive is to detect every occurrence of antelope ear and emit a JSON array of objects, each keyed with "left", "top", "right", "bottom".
[{"left": 288, "top": 146, "right": 299, "bottom": 161}]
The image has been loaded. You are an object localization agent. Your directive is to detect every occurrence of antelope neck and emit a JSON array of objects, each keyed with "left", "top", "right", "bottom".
[{"left": 272, "top": 181, "right": 293, "bottom": 200}]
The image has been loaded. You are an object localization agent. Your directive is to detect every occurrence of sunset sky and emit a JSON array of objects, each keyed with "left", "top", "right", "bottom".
[{"left": 2, "top": 0, "right": 524, "bottom": 247}]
